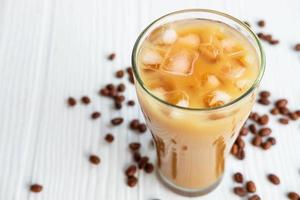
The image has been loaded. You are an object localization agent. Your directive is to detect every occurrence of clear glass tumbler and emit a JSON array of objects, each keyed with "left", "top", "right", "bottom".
[{"left": 131, "top": 9, "right": 265, "bottom": 197}]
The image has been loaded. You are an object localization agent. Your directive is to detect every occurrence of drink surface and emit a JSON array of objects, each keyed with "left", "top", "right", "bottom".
[{"left": 137, "top": 19, "right": 259, "bottom": 108}]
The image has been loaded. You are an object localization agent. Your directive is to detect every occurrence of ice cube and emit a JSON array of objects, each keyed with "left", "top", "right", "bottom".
[
  {"left": 169, "top": 98, "right": 189, "bottom": 118},
  {"left": 222, "top": 63, "right": 245, "bottom": 79},
  {"left": 206, "top": 75, "right": 220, "bottom": 87},
  {"left": 176, "top": 99, "right": 189, "bottom": 107},
  {"left": 161, "top": 28, "right": 177, "bottom": 45},
  {"left": 198, "top": 43, "right": 222, "bottom": 62},
  {"left": 162, "top": 49, "right": 198, "bottom": 76},
  {"left": 204, "top": 91, "right": 231, "bottom": 107},
  {"left": 235, "top": 79, "right": 250, "bottom": 90},
  {"left": 221, "top": 38, "right": 236, "bottom": 51},
  {"left": 141, "top": 48, "right": 162, "bottom": 66},
  {"left": 151, "top": 88, "right": 166, "bottom": 100},
  {"left": 178, "top": 34, "right": 200, "bottom": 48}
]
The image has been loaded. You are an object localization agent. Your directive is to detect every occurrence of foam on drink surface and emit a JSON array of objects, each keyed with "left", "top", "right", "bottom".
[{"left": 137, "top": 19, "right": 259, "bottom": 108}]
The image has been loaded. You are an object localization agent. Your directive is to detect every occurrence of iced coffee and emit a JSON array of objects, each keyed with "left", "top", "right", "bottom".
[{"left": 132, "top": 10, "right": 264, "bottom": 196}]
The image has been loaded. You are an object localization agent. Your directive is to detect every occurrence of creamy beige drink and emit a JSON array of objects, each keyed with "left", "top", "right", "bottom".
[{"left": 132, "top": 10, "right": 264, "bottom": 196}]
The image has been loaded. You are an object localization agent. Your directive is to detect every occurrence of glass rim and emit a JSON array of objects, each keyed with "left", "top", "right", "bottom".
[{"left": 131, "top": 9, "right": 266, "bottom": 111}]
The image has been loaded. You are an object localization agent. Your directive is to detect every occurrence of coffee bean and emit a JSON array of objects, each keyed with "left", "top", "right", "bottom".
[
  {"left": 249, "top": 112, "right": 260, "bottom": 121},
  {"left": 296, "top": 110, "right": 300, "bottom": 117},
  {"left": 114, "top": 101, "right": 122, "bottom": 110},
  {"left": 237, "top": 148, "right": 245, "bottom": 160},
  {"left": 267, "top": 137, "right": 276, "bottom": 145},
  {"left": 111, "top": 117, "right": 124, "bottom": 125},
  {"left": 99, "top": 88, "right": 110, "bottom": 96},
  {"left": 233, "top": 187, "right": 247, "bottom": 197},
  {"left": 275, "top": 99, "right": 288, "bottom": 108},
  {"left": 129, "top": 142, "right": 141, "bottom": 151},
  {"left": 231, "top": 144, "right": 239, "bottom": 155},
  {"left": 240, "top": 127, "right": 249, "bottom": 136},
  {"left": 80, "top": 96, "right": 90, "bottom": 105},
  {"left": 252, "top": 135, "right": 262, "bottom": 147},
  {"left": 108, "top": 88, "right": 117, "bottom": 97},
  {"left": 261, "top": 141, "right": 272, "bottom": 150},
  {"left": 257, "top": 32, "right": 264, "bottom": 39},
  {"left": 258, "top": 114, "right": 269, "bottom": 125},
  {"left": 107, "top": 53, "right": 116, "bottom": 60},
  {"left": 138, "top": 156, "right": 149, "bottom": 169},
  {"left": 30, "top": 184, "right": 43, "bottom": 193},
  {"left": 144, "top": 163, "right": 154, "bottom": 173},
  {"left": 270, "top": 40, "right": 279, "bottom": 45},
  {"left": 115, "top": 70, "right": 124, "bottom": 78},
  {"left": 257, "top": 20, "right": 265, "bottom": 27},
  {"left": 89, "top": 155, "right": 101, "bottom": 165},
  {"left": 233, "top": 172, "right": 244, "bottom": 183},
  {"left": 114, "top": 95, "right": 125, "bottom": 102},
  {"left": 270, "top": 108, "right": 279, "bottom": 115},
  {"left": 105, "top": 133, "right": 114, "bottom": 143},
  {"left": 137, "top": 123, "right": 147, "bottom": 133},
  {"left": 130, "top": 119, "right": 139, "bottom": 129},
  {"left": 279, "top": 118, "right": 289, "bottom": 125},
  {"left": 289, "top": 112, "right": 299, "bottom": 120},
  {"left": 258, "top": 98, "right": 270, "bottom": 105},
  {"left": 127, "top": 176, "right": 138, "bottom": 187},
  {"left": 117, "top": 83, "right": 126, "bottom": 92},
  {"left": 287, "top": 192, "right": 300, "bottom": 200},
  {"left": 268, "top": 174, "right": 280, "bottom": 185},
  {"left": 236, "top": 137, "right": 245, "bottom": 148},
  {"left": 67, "top": 97, "right": 76, "bottom": 106},
  {"left": 249, "top": 124, "right": 257, "bottom": 134},
  {"left": 246, "top": 181, "right": 256, "bottom": 193},
  {"left": 133, "top": 152, "right": 141, "bottom": 163},
  {"left": 294, "top": 44, "right": 300, "bottom": 51},
  {"left": 127, "top": 100, "right": 135, "bottom": 106},
  {"left": 106, "top": 83, "right": 115, "bottom": 90},
  {"left": 259, "top": 127, "right": 272, "bottom": 136},
  {"left": 248, "top": 194, "right": 261, "bottom": 200},
  {"left": 125, "top": 165, "right": 137, "bottom": 177},
  {"left": 259, "top": 90, "right": 270, "bottom": 98},
  {"left": 91, "top": 112, "right": 101, "bottom": 119},
  {"left": 279, "top": 107, "right": 289, "bottom": 115}
]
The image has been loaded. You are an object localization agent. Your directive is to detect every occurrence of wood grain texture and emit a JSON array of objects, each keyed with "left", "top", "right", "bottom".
[{"left": 0, "top": 0, "right": 300, "bottom": 199}]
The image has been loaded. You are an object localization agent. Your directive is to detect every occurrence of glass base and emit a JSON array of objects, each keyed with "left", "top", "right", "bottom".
[{"left": 156, "top": 169, "right": 223, "bottom": 197}]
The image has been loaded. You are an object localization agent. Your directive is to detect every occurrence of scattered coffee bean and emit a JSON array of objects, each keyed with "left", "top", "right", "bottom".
[
  {"left": 30, "top": 184, "right": 43, "bottom": 193},
  {"left": 144, "top": 163, "right": 154, "bottom": 173},
  {"left": 130, "top": 119, "right": 140, "bottom": 130},
  {"left": 268, "top": 174, "right": 280, "bottom": 185},
  {"left": 267, "top": 137, "right": 276, "bottom": 145},
  {"left": 114, "top": 95, "right": 125, "bottom": 102},
  {"left": 296, "top": 110, "right": 300, "bottom": 117},
  {"left": 125, "top": 165, "right": 137, "bottom": 177},
  {"left": 237, "top": 148, "right": 245, "bottom": 160},
  {"left": 258, "top": 114, "right": 269, "bottom": 125},
  {"left": 261, "top": 141, "right": 272, "bottom": 150},
  {"left": 270, "top": 108, "right": 279, "bottom": 115},
  {"left": 252, "top": 135, "right": 262, "bottom": 147},
  {"left": 240, "top": 127, "right": 249, "bottom": 136},
  {"left": 257, "top": 20, "right": 265, "bottom": 27},
  {"left": 246, "top": 181, "right": 256, "bottom": 193},
  {"left": 115, "top": 70, "right": 124, "bottom": 78},
  {"left": 231, "top": 144, "right": 238, "bottom": 155},
  {"left": 105, "top": 133, "right": 114, "bottom": 143},
  {"left": 133, "top": 152, "right": 141, "bottom": 163},
  {"left": 270, "top": 40, "right": 279, "bottom": 45},
  {"left": 138, "top": 156, "right": 149, "bottom": 169},
  {"left": 233, "top": 187, "right": 247, "bottom": 197},
  {"left": 233, "top": 172, "right": 244, "bottom": 183},
  {"left": 129, "top": 142, "right": 141, "bottom": 151},
  {"left": 117, "top": 83, "right": 126, "bottom": 92},
  {"left": 91, "top": 112, "right": 101, "bottom": 119},
  {"left": 127, "top": 176, "right": 138, "bottom": 187},
  {"left": 111, "top": 117, "right": 124, "bottom": 125},
  {"left": 279, "top": 107, "right": 289, "bottom": 115},
  {"left": 279, "top": 118, "right": 289, "bottom": 125},
  {"left": 248, "top": 194, "right": 261, "bottom": 200},
  {"left": 287, "top": 192, "right": 300, "bottom": 200},
  {"left": 67, "top": 97, "right": 76, "bottom": 106},
  {"left": 275, "top": 99, "right": 288, "bottom": 108},
  {"left": 294, "top": 44, "right": 300, "bottom": 51},
  {"left": 114, "top": 101, "right": 122, "bottom": 109},
  {"left": 289, "top": 112, "right": 298, "bottom": 120},
  {"left": 236, "top": 137, "right": 245, "bottom": 148},
  {"left": 81, "top": 96, "right": 90, "bottom": 105},
  {"left": 99, "top": 88, "right": 110, "bottom": 96},
  {"left": 107, "top": 53, "right": 116, "bottom": 60},
  {"left": 258, "top": 98, "right": 270, "bottom": 105},
  {"left": 259, "top": 90, "right": 270, "bottom": 98},
  {"left": 249, "top": 124, "right": 257, "bottom": 134},
  {"left": 89, "top": 155, "right": 101, "bottom": 165},
  {"left": 137, "top": 123, "right": 147, "bottom": 133},
  {"left": 259, "top": 127, "right": 272, "bottom": 137},
  {"left": 127, "top": 100, "right": 135, "bottom": 106},
  {"left": 249, "top": 112, "right": 260, "bottom": 121}
]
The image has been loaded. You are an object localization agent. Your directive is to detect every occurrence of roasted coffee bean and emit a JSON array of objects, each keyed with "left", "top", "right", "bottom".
[
  {"left": 106, "top": 83, "right": 115, "bottom": 90},
  {"left": 144, "top": 163, "right": 154, "bottom": 173},
  {"left": 237, "top": 149, "right": 245, "bottom": 160},
  {"left": 264, "top": 34, "right": 272, "bottom": 41},
  {"left": 133, "top": 152, "right": 141, "bottom": 163},
  {"left": 127, "top": 100, "right": 135, "bottom": 106},
  {"left": 279, "top": 118, "right": 289, "bottom": 125},
  {"left": 137, "top": 123, "right": 147, "bottom": 133},
  {"left": 258, "top": 114, "right": 269, "bottom": 125},
  {"left": 108, "top": 88, "right": 117, "bottom": 97},
  {"left": 275, "top": 99, "right": 288, "bottom": 108},
  {"left": 249, "top": 124, "right": 257, "bottom": 134},
  {"left": 233, "top": 172, "right": 243, "bottom": 183},
  {"left": 261, "top": 141, "right": 272, "bottom": 150},
  {"left": 248, "top": 194, "right": 261, "bottom": 200},
  {"left": 233, "top": 187, "right": 247, "bottom": 197},
  {"left": 252, "top": 135, "right": 262, "bottom": 147},
  {"left": 127, "top": 176, "right": 138, "bottom": 187},
  {"left": 270, "top": 108, "right": 279, "bottom": 115},
  {"left": 81, "top": 96, "right": 91, "bottom": 104},
  {"left": 115, "top": 70, "right": 124, "bottom": 78},
  {"left": 99, "top": 88, "right": 110, "bottom": 96},
  {"left": 105, "top": 133, "right": 114, "bottom": 143},
  {"left": 138, "top": 156, "right": 149, "bottom": 169},
  {"left": 236, "top": 137, "right": 245, "bottom": 148},
  {"left": 130, "top": 119, "right": 139, "bottom": 129},
  {"left": 107, "top": 53, "right": 116, "bottom": 60},
  {"left": 67, "top": 97, "right": 76, "bottom": 106},
  {"left": 114, "top": 95, "right": 125, "bottom": 102},
  {"left": 91, "top": 112, "right": 101, "bottom": 119},
  {"left": 249, "top": 112, "right": 260, "bottom": 121},
  {"left": 268, "top": 174, "right": 280, "bottom": 185},
  {"left": 296, "top": 110, "right": 300, "bottom": 117},
  {"left": 294, "top": 44, "right": 300, "bottom": 51},
  {"left": 259, "top": 90, "right": 270, "bottom": 98},
  {"left": 231, "top": 144, "right": 239, "bottom": 155},
  {"left": 258, "top": 98, "right": 270, "bottom": 105},
  {"left": 126, "top": 67, "right": 133, "bottom": 74},
  {"left": 287, "top": 192, "right": 300, "bottom": 200},
  {"left": 270, "top": 40, "right": 279, "bottom": 45},
  {"left": 111, "top": 117, "right": 124, "bottom": 125},
  {"left": 30, "top": 184, "right": 43, "bottom": 193},
  {"left": 114, "top": 101, "right": 122, "bottom": 110},
  {"left": 289, "top": 112, "right": 298, "bottom": 120},
  {"left": 267, "top": 137, "right": 276, "bottom": 145},
  {"left": 117, "top": 83, "right": 126, "bottom": 92},
  {"left": 257, "top": 20, "right": 265, "bottom": 27},
  {"left": 279, "top": 107, "right": 289, "bottom": 115},
  {"left": 89, "top": 155, "right": 101, "bottom": 165},
  {"left": 246, "top": 181, "right": 256, "bottom": 193},
  {"left": 125, "top": 165, "right": 137, "bottom": 177},
  {"left": 129, "top": 142, "right": 141, "bottom": 151},
  {"left": 240, "top": 127, "right": 249, "bottom": 136},
  {"left": 259, "top": 127, "right": 272, "bottom": 136}
]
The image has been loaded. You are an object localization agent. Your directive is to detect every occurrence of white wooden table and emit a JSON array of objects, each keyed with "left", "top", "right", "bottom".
[{"left": 1, "top": 0, "right": 300, "bottom": 199}]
